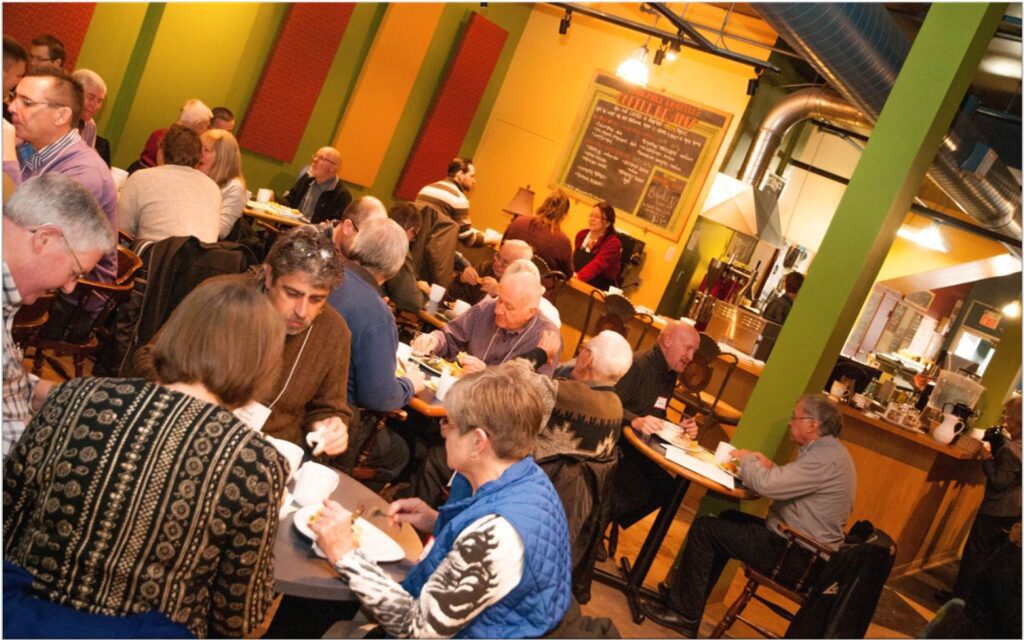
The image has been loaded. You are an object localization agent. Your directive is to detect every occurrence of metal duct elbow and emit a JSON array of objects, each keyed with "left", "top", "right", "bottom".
[
  {"left": 755, "top": 2, "right": 1022, "bottom": 243},
  {"left": 739, "top": 87, "right": 869, "bottom": 187}
]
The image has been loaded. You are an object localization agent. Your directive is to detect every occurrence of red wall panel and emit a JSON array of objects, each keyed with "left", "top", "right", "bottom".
[
  {"left": 394, "top": 13, "right": 508, "bottom": 201},
  {"left": 2, "top": 2, "right": 96, "bottom": 70},
  {"left": 238, "top": 3, "right": 354, "bottom": 163}
]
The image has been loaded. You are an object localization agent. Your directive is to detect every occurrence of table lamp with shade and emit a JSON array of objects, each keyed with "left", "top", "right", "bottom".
[{"left": 502, "top": 185, "right": 535, "bottom": 219}]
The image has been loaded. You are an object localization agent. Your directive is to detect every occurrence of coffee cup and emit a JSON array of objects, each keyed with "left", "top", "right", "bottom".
[
  {"left": 265, "top": 436, "right": 304, "bottom": 480},
  {"left": 292, "top": 461, "right": 340, "bottom": 507},
  {"left": 256, "top": 188, "right": 274, "bottom": 204},
  {"left": 851, "top": 393, "right": 869, "bottom": 410},
  {"left": 452, "top": 299, "right": 471, "bottom": 317},
  {"left": 714, "top": 441, "right": 737, "bottom": 465},
  {"left": 435, "top": 369, "right": 457, "bottom": 402},
  {"left": 829, "top": 381, "right": 850, "bottom": 402}
]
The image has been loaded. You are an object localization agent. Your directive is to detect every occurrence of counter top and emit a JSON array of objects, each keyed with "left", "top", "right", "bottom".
[{"left": 835, "top": 402, "right": 976, "bottom": 460}]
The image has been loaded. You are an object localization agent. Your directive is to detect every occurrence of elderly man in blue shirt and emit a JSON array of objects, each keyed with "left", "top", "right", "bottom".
[{"left": 645, "top": 394, "right": 857, "bottom": 637}]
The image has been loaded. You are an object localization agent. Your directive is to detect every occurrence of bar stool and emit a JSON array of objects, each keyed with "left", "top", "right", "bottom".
[{"left": 673, "top": 333, "right": 742, "bottom": 430}]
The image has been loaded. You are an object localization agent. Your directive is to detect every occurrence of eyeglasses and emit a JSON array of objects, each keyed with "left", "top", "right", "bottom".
[
  {"left": 440, "top": 417, "right": 491, "bottom": 440},
  {"left": 312, "top": 154, "right": 339, "bottom": 166},
  {"left": 30, "top": 54, "right": 55, "bottom": 64},
  {"left": 790, "top": 415, "right": 815, "bottom": 422},
  {"left": 30, "top": 224, "right": 85, "bottom": 281},
  {"left": 13, "top": 93, "right": 68, "bottom": 110}
]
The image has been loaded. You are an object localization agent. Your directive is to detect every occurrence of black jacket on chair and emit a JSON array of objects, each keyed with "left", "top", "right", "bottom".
[{"left": 282, "top": 175, "right": 353, "bottom": 224}]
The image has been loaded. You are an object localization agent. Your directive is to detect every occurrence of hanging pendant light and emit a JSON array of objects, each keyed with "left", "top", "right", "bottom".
[{"left": 616, "top": 42, "right": 650, "bottom": 87}]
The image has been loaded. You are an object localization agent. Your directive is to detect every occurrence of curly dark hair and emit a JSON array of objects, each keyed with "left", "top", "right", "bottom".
[
  {"left": 161, "top": 124, "right": 202, "bottom": 167},
  {"left": 265, "top": 225, "right": 344, "bottom": 290}
]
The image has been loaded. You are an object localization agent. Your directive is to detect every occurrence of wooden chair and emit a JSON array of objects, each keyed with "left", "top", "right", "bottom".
[
  {"left": 542, "top": 269, "right": 568, "bottom": 304},
  {"left": 11, "top": 293, "right": 54, "bottom": 350},
  {"left": 672, "top": 333, "right": 743, "bottom": 430},
  {"left": 27, "top": 246, "right": 143, "bottom": 379},
  {"left": 710, "top": 523, "right": 835, "bottom": 638},
  {"left": 351, "top": 409, "right": 408, "bottom": 485}
]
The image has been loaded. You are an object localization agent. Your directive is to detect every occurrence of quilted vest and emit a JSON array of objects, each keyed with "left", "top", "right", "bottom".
[{"left": 402, "top": 457, "right": 571, "bottom": 638}]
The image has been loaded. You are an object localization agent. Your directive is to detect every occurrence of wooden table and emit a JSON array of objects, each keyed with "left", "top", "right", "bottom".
[
  {"left": 595, "top": 427, "right": 757, "bottom": 624},
  {"left": 244, "top": 205, "right": 309, "bottom": 228},
  {"left": 417, "top": 309, "right": 448, "bottom": 330},
  {"left": 274, "top": 472, "right": 423, "bottom": 600}
]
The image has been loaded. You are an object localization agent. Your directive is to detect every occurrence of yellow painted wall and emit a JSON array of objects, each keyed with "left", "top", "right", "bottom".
[
  {"left": 469, "top": 4, "right": 775, "bottom": 309},
  {"left": 877, "top": 216, "right": 1008, "bottom": 282}
]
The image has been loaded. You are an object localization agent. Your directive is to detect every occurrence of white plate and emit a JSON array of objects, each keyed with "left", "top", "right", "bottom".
[{"left": 293, "top": 505, "right": 405, "bottom": 563}]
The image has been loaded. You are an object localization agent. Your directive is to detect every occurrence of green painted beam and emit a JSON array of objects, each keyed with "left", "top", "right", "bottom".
[
  {"left": 977, "top": 311, "right": 1022, "bottom": 429},
  {"left": 688, "top": 2, "right": 1007, "bottom": 601}
]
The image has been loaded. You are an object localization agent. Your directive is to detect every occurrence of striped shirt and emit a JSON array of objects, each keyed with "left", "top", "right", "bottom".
[
  {"left": 2, "top": 261, "right": 38, "bottom": 456},
  {"left": 18, "top": 128, "right": 81, "bottom": 178},
  {"left": 416, "top": 178, "right": 471, "bottom": 225}
]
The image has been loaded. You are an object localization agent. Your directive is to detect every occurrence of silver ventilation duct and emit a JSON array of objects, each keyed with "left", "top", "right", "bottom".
[
  {"left": 738, "top": 87, "right": 870, "bottom": 188},
  {"left": 755, "top": 3, "right": 1023, "bottom": 243}
]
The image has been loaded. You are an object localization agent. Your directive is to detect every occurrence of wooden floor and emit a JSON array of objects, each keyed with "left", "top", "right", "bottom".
[{"left": 28, "top": 354, "right": 951, "bottom": 638}]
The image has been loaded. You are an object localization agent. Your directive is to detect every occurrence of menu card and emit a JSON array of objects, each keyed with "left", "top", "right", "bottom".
[{"left": 664, "top": 445, "right": 736, "bottom": 490}]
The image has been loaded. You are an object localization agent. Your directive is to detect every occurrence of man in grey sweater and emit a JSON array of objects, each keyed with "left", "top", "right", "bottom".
[{"left": 644, "top": 394, "right": 857, "bottom": 636}]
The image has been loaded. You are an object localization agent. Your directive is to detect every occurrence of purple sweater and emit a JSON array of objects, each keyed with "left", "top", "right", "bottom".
[{"left": 22, "top": 137, "right": 118, "bottom": 283}]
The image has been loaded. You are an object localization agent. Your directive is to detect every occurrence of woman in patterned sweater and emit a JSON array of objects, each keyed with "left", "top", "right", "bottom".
[{"left": 3, "top": 278, "right": 289, "bottom": 638}]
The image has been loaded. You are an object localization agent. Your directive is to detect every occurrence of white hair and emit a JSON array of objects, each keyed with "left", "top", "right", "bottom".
[
  {"left": 501, "top": 239, "right": 533, "bottom": 260},
  {"left": 5, "top": 174, "right": 114, "bottom": 254},
  {"left": 585, "top": 330, "right": 634, "bottom": 383},
  {"left": 501, "top": 260, "right": 543, "bottom": 306},
  {"left": 71, "top": 68, "right": 106, "bottom": 94},
  {"left": 349, "top": 218, "right": 409, "bottom": 280},
  {"left": 178, "top": 99, "right": 213, "bottom": 127}
]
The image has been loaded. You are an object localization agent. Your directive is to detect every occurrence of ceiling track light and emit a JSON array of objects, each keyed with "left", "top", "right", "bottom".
[
  {"left": 559, "top": 9, "right": 572, "bottom": 35},
  {"left": 653, "top": 45, "right": 666, "bottom": 66}
]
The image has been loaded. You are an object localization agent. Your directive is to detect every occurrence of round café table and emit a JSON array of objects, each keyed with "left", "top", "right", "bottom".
[
  {"left": 274, "top": 471, "right": 423, "bottom": 601},
  {"left": 595, "top": 426, "right": 758, "bottom": 624}
]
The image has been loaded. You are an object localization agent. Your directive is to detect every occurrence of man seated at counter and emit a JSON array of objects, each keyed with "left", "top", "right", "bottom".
[
  {"left": 311, "top": 360, "right": 571, "bottom": 639},
  {"left": 449, "top": 238, "right": 533, "bottom": 305},
  {"left": 282, "top": 146, "right": 352, "bottom": 224},
  {"left": 411, "top": 268, "right": 560, "bottom": 377},
  {"left": 609, "top": 321, "right": 701, "bottom": 529},
  {"left": 644, "top": 394, "right": 857, "bottom": 636}
]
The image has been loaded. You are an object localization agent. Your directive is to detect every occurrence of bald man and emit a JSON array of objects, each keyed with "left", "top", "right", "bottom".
[
  {"left": 283, "top": 146, "right": 352, "bottom": 224},
  {"left": 611, "top": 321, "right": 702, "bottom": 529}
]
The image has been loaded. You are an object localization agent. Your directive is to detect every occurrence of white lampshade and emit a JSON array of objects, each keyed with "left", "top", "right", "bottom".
[{"left": 616, "top": 46, "right": 649, "bottom": 87}]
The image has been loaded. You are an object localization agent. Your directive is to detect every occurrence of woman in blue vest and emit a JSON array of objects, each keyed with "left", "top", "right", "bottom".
[{"left": 312, "top": 360, "right": 572, "bottom": 638}]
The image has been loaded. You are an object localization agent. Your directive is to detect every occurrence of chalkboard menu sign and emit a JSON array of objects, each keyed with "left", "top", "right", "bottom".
[{"left": 555, "top": 73, "right": 731, "bottom": 241}]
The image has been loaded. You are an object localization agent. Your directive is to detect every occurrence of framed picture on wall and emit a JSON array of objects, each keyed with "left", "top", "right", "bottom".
[{"left": 552, "top": 71, "right": 732, "bottom": 242}]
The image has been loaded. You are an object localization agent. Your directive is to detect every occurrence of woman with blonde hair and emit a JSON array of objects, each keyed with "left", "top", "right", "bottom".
[
  {"left": 3, "top": 278, "right": 289, "bottom": 637},
  {"left": 503, "top": 188, "right": 573, "bottom": 277},
  {"left": 198, "top": 128, "right": 247, "bottom": 239}
]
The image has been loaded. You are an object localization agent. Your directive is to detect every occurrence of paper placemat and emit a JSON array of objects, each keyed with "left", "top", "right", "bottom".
[{"left": 664, "top": 445, "right": 735, "bottom": 490}]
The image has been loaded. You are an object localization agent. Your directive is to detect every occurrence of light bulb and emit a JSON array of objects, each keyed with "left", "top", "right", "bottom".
[{"left": 616, "top": 45, "right": 649, "bottom": 86}]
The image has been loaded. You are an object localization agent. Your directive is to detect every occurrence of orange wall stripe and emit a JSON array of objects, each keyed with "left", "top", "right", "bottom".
[{"left": 335, "top": 3, "right": 445, "bottom": 188}]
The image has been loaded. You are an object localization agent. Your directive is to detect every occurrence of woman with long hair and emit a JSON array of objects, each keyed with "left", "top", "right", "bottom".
[
  {"left": 198, "top": 128, "right": 247, "bottom": 239},
  {"left": 503, "top": 189, "right": 573, "bottom": 276}
]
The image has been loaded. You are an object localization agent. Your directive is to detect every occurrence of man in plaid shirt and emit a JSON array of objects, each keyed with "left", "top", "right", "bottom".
[{"left": 2, "top": 174, "right": 113, "bottom": 455}]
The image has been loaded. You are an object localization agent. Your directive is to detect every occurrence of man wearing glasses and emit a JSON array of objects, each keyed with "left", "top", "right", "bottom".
[
  {"left": 644, "top": 394, "right": 857, "bottom": 636},
  {"left": 282, "top": 146, "right": 352, "bottom": 224},
  {"left": 8, "top": 68, "right": 117, "bottom": 286},
  {"left": 29, "top": 34, "right": 65, "bottom": 69},
  {"left": 2, "top": 174, "right": 114, "bottom": 456}
]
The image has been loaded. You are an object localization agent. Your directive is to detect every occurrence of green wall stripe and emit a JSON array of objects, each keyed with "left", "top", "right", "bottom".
[{"left": 104, "top": 3, "right": 164, "bottom": 158}]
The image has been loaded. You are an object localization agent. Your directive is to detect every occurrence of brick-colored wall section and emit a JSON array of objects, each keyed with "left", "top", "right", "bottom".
[
  {"left": 238, "top": 3, "right": 354, "bottom": 163},
  {"left": 394, "top": 12, "right": 508, "bottom": 201},
  {"left": 3, "top": 3, "right": 96, "bottom": 70}
]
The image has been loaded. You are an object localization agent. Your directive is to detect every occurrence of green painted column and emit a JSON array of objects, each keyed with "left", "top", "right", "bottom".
[
  {"left": 691, "top": 2, "right": 1007, "bottom": 603},
  {"left": 977, "top": 311, "right": 1022, "bottom": 429}
]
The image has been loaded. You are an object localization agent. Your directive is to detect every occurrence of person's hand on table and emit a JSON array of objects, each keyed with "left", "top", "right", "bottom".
[
  {"left": 733, "top": 449, "right": 773, "bottom": 469},
  {"left": 680, "top": 416, "right": 698, "bottom": 439},
  {"left": 459, "top": 354, "right": 486, "bottom": 375},
  {"left": 631, "top": 415, "right": 664, "bottom": 436},
  {"left": 411, "top": 332, "right": 441, "bottom": 356},
  {"left": 308, "top": 416, "right": 349, "bottom": 456},
  {"left": 404, "top": 365, "right": 427, "bottom": 394},
  {"left": 386, "top": 497, "right": 438, "bottom": 533},
  {"left": 460, "top": 267, "right": 480, "bottom": 285},
  {"left": 310, "top": 499, "right": 356, "bottom": 565},
  {"left": 478, "top": 276, "right": 499, "bottom": 297}
]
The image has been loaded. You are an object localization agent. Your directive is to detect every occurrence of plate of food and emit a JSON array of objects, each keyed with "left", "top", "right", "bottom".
[
  {"left": 655, "top": 421, "right": 701, "bottom": 452},
  {"left": 718, "top": 460, "right": 741, "bottom": 478},
  {"left": 293, "top": 505, "right": 405, "bottom": 563},
  {"left": 410, "top": 353, "right": 465, "bottom": 377}
]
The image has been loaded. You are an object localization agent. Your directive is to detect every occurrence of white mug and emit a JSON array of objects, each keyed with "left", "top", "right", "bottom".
[
  {"left": 428, "top": 283, "right": 446, "bottom": 303},
  {"left": 452, "top": 300, "right": 472, "bottom": 317},
  {"left": 714, "top": 441, "right": 737, "bottom": 464},
  {"left": 256, "top": 188, "right": 274, "bottom": 204},
  {"left": 829, "top": 381, "right": 850, "bottom": 401},
  {"left": 292, "top": 462, "right": 340, "bottom": 507},
  {"left": 265, "top": 436, "right": 304, "bottom": 480},
  {"left": 851, "top": 393, "right": 869, "bottom": 410},
  {"left": 435, "top": 369, "right": 457, "bottom": 402}
]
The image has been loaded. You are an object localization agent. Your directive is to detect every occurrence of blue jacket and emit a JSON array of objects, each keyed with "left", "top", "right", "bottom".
[
  {"left": 403, "top": 457, "right": 571, "bottom": 638},
  {"left": 328, "top": 263, "right": 414, "bottom": 412}
]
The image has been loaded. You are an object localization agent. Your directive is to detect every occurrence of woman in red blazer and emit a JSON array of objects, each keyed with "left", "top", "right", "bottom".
[{"left": 573, "top": 201, "right": 622, "bottom": 290}]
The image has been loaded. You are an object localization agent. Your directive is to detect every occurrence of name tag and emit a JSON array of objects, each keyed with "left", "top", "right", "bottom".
[
  {"left": 654, "top": 396, "right": 668, "bottom": 410},
  {"left": 233, "top": 402, "right": 271, "bottom": 431}
]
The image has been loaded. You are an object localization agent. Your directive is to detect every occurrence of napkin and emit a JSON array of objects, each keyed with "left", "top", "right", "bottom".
[{"left": 664, "top": 445, "right": 735, "bottom": 490}]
